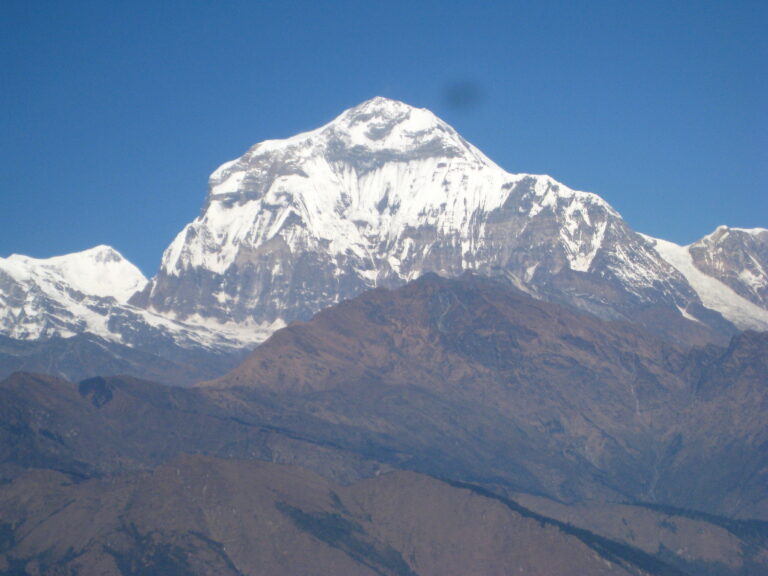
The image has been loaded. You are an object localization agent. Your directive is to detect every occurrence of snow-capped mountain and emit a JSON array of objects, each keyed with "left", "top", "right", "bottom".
[
  {"left": 0, "top": 246, "right": 146, "bottom": 340},
  {"left": 133, "top": 97, "right": 725, "bottom": 344},
  {"left": 646, "top": 227, "right": 768, "bottom": 331},
  {"left": 689, "top": 226, "right": 768, "bottom": 309},
  {"left": 0, "top": 245, "right": 251, "bottom": 352},
  {"left": 2, "top": 97, "right": 765, "bottom": 376}
]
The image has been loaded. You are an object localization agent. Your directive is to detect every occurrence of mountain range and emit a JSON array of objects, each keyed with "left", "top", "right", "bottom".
[
  {"left": 0, "top": 98, "right": 766, "bottom": 575},
  {"left": 1, "top": 97, "right": 767, "bottom": 382}
]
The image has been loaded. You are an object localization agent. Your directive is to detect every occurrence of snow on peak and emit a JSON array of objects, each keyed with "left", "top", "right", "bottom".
[
  {"left": 0, "top": 245, "right": 150, "bottom": 342},
  {"left": 336, "top": 96, "right": 423, "bottom": 128},
  {"left": 684, "top": 225, "right": 768, "bottom": 311},
  {"left": 208, "top": 97, "right": 496, "bottom": 191},
  {"left": 345, "top": 96, "right": 413, "bottom": 115},
  {"left": 324, "top": 97, "right": 499, "bottom": 169},
  {"left": 0, "top": 245, "right": 261, "bottom": 349},
  {"left": 331, "top": 97, "right": 455, "bottom": 147},
  {"left": 161, "top": 98, "right": 623, "bottom": 280},
  {"left": 3, "top": 245, "right": 147, "bottom": 303}
]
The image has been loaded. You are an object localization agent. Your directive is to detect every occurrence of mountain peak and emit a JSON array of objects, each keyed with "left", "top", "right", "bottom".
[
  {"left": 707, "top": 225, "right": 768, "bottom": 241},
  {"left": 343, "top": 96, "right": 417, "bottom": 119},
  {"left": 64, "top": 244, "right": 126, "bottom": 265},
  {"left": 2, "top": 245, "right": 147, "bottom": 304},
  {"left": 204, "top": 97, "right": 498, "bottom": 211},
  {"left": 7, "top": 244, "right": 121, "bottom": 264},
  {"left": 222, "top": 97, "right": 478, "bottom": 169},
  {"left": 335, "top": 97, "right": 437, "bottom": 130},
  {"left": 147, "top": 99, "right": 713, "bottom": 344},
  {"left": 328, "top": 96, "right": 462, "bottom": 153}
]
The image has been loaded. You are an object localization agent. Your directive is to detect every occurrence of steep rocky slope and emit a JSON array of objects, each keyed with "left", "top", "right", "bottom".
[{"left": 689, "top": 227, "right": 768, "bottom": 308}]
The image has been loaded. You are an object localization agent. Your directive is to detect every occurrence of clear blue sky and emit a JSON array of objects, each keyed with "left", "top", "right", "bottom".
[{"left": 2, "top": 0, "right": 766, "bottom": 275}]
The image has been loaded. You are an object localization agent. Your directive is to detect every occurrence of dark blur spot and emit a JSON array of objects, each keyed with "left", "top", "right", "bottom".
[{"left": 442, "top": 82, "right": 484, "bottom": 111}]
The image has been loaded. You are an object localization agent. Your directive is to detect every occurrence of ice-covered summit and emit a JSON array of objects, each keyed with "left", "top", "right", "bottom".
[
  {"left": 206, "top": 97, "right": 496, "bottom": 206},
  {"left": 324, "top": 96, "right": 490, "bottom": 159},
  {"left": 158, "top": 97, "right": 625, "bottom": 279}
]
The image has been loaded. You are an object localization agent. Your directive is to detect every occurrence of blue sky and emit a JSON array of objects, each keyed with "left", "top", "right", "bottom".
[{"left": 2, "top": 0, "right": 766, "bottom": 275}]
